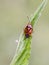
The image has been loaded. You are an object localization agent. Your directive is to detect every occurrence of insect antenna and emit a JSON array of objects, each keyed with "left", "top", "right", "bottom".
[{"left": 27, "top": 16, "right": 30, "bottom": 23}]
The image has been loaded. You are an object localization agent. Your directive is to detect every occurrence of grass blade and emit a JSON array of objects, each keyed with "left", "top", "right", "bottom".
[
  {"left": 30, "top": 0, "right": 47, "bottom": 26},
  {"left": 10, "top": 0, "right": 47, "bottom": 65}
]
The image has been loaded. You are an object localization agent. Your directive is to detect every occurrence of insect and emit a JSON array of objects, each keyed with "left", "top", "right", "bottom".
[{"left": 24, "top": 16, "right": 33, "bottom": 38}]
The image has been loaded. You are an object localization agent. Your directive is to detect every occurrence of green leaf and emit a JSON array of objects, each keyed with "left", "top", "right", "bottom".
[
  {"left": 30, "top": 0, "right": 47, "bottom": 26},
  {"left": 10, "top": 0, "right": 47, "bottom": 65}
]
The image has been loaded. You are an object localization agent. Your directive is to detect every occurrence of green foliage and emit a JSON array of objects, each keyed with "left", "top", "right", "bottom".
[
  {"left": 30, "top": 0, "right": 47, "bottom": 26},
  {"left": 10, "top": 0, "right": 47, "bottom": 65}
]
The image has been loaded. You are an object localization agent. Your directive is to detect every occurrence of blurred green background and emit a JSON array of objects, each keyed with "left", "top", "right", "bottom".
[{"left": 0, "top": 0, "right": 49, "bottom": 65}]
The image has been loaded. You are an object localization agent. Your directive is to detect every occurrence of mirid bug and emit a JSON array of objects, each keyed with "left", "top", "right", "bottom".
[
  {"left": 24, "top": 16, "right": 33, "bottom": 38},
  {"left": 24, "top": 23, "right": 33, "bottom": 38}
]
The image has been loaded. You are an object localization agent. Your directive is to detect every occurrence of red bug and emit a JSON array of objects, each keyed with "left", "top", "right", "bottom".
[{"left": 24, "top": 23, "right": 33, "bottom": 38}]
